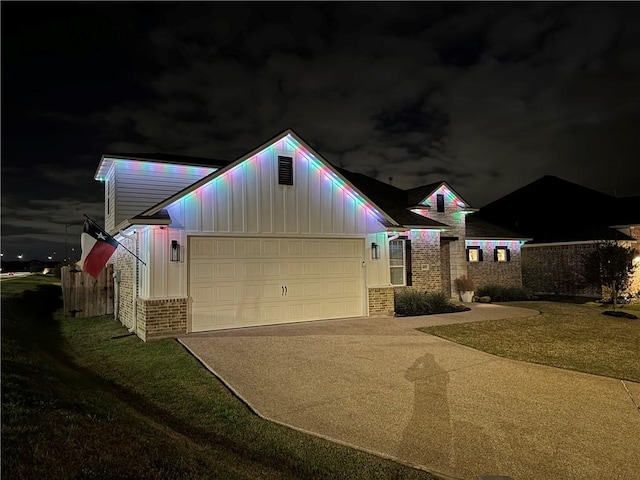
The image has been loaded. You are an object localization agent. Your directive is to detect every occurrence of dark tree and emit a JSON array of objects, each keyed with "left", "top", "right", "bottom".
[{"left": 582, "top": 240, "right": 637, "bottom": 310}]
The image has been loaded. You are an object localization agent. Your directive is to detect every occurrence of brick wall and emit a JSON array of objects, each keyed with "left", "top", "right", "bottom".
[
  {"left": 467, "top": 243, "right": 523, "bottom": 289},
  {"left": 136, "top": 298, "right": 188, "bottom": 341},
  {"left": 368, "top": 287, "right": 394, "bottom": 316},
  {"left": 440, "top": 242, "right": 452, "bottom": 297},
  {"left": 408, "top": 231, "right": 442, "bottom": 292},
  {"left": 522, "top": 243, "right": 601, "bottom": 296},
  {"left": 113, "top": 239, "right": 136, "bottom": 329},
  {"left": 423, "top": 189, "right": 467, "bottom": 297}
]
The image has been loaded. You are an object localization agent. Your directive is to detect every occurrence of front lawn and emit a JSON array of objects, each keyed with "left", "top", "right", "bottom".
[
  {"left": 420, "top": 301, "right": 640, "bottom": 383},
  {"left": 2, "top": 275, "right": 436, "bottom": 480}
]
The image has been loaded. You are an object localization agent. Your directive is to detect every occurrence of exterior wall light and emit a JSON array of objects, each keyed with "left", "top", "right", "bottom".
[
  {"left": 371, "top": 242, "right": 380, "bottom": 260},
  {"left": 171, "top": 240, "right": 181, "bottom": 262}
]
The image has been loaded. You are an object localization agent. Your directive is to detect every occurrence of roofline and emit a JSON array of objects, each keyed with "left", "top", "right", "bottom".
[
  {"left": 402, "top": 225, "right": 448, "bottom": 230},
  {"left": 95, "top": 153, "right": 226, "bottom": 180},
  {"left": 108, "top": 216, "right": 171, "bottom": 236},
  {"left": 523, "top": 239, "right": 638, "bottom": 248},
  {"left": 138, "top": 129, "right": 401, "bottom": 227},
  {"left": 466, "top": 236, "right": 533, "bottom": 241},
  {"left": 610, "top": 224, "right": 640, "bottom": 228}
]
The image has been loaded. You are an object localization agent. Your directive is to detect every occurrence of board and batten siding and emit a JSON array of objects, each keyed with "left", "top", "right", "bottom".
[
  {"left": 145, "top": 137, "right": 391, "bottom": 299},
  {"left": 105, "top": 159, "right": 216, "bottom": 232}
]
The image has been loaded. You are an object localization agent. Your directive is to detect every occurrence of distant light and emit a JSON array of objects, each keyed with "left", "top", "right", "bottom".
[
  {"left": 48, "top": 256, "right": 52, "bottom": 260},
  {"left": 17, "top": 254, "right": 23, "bottom": 259}
]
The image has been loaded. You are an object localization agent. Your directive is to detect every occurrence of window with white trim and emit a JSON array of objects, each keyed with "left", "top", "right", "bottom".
[{"left": 389, "top": 239, "right": 406, "bottom": 285}]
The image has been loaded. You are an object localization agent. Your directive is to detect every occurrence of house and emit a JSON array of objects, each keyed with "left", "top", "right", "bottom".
[
  {"left": 476, "top": 175, "right": 640, "bottom": 297},
  {"left": 96, "top": 129, "right": 529, "bottom": 341}
]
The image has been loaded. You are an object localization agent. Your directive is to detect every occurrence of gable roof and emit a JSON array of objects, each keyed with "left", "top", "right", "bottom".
[
  {"left": 334, "top": 169, "right": 448, "bottom": 229},
  {"left": 477, "top": 175, "right": 639, "bottom": 243},
  {"left": 134, "top": 129, "right": 406, "bottom": 229},
  {"left": 405, "top": 181, "right": 473, "bottom": 209}
]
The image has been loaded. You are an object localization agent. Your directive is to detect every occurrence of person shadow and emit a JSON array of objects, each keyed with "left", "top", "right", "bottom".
[
  {"left": 399, "top": 352, "right": 500, "bottom": 478},
  {"left": 398, "top": 352, "right": 453, "bottom": 471}
]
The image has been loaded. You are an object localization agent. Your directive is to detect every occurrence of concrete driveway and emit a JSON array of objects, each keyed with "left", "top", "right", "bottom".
[{"left": 179, "top": 304, "right": 640, "bottom": 480}]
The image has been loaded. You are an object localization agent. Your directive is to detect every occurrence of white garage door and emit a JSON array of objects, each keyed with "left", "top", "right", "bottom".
[{"left": 189, "top": 237, "right": 365, "bottom": 332}]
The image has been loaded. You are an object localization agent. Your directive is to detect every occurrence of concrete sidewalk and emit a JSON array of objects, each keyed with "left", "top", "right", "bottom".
[{"left": 179, "top": 304, "right": 640, "bottom": 480}]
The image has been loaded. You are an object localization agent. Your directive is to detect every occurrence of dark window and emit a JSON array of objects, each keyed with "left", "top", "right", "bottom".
[
  {"left": 278, "top": 156, "right": 293, "bottom": 185},
  {"left": 436, "top": 194, "right": 445, "bottom": 212}
]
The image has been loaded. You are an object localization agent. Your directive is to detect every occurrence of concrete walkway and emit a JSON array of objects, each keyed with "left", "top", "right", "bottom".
[{"left": 179, "top": 304, "right": 640, "bottom": 480}]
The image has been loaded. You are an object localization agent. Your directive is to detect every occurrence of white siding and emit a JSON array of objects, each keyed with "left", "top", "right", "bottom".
[
  {"left": 149, "top": 138, "right": 388, "bottom": 299},
  {"left": 166, "top": 140, "right": 383, "bottom": 237},
  {"left": 112, "top": 161, "right": 215, "bottom": 228}
]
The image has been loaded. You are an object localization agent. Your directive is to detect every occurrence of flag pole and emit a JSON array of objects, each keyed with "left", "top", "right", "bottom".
[{"left": 83, "top": 215, "right": 147, "bottom": 266}]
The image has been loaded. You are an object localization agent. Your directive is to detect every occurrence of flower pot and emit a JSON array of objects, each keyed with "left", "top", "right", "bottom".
[{"left": 460, "top": 291, "right": 474, "bottom": 303}]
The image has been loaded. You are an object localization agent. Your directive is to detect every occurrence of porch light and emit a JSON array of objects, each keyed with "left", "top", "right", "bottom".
[
  {"left": 371, "top": 242, "right": 380, "bottom": 260},
  {"left": 170, "top": 240, "right": 181, "bottom": 262}
]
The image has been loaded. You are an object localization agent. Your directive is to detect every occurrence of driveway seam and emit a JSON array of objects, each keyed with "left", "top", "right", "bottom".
[{"left": 621, "top": 380, "right": 640, "bottom": 413}]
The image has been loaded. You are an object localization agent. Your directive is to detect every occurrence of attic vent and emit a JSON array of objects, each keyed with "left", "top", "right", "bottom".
[
  {"left": 278, "top": 156, "right": 293, "bottom": 185},
  {"left": 436, "top": 194, "right": 445, "bottom": 212}
]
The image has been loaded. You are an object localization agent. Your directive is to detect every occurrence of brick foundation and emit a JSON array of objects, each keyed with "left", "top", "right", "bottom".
[
  {"left": 368, "top": 287, "right": 395, "bottom": 316},
  {"left": 136, "top": 297, "right": 188, "bottom": 341}
]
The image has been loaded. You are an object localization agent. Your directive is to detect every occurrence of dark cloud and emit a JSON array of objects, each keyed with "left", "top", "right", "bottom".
[{"left": 2, "top": 2, "right": 640, "bottom": 259}]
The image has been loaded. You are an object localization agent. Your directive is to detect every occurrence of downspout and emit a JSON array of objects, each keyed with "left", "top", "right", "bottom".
[{"left": 119, "top": 229, "right": 139, "bottom": 336}]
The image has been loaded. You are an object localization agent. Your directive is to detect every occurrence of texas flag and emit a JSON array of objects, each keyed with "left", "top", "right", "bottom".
[{"left": 77, "top": 220, "right": 118, "bottom": 278}]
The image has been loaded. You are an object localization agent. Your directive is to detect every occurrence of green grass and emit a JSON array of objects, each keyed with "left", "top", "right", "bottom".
[
  {"left": 420, "top": 301, "right": 640, "bottom": 382},
  {"left": 2, "top": 275, "right": 436, "bottom": 480},
  {"left": 1, "top": 273, "right": 60, "bottom": 298}
]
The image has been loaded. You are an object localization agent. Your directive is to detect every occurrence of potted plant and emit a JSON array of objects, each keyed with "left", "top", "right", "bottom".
[{"left": 454, "top": 275, "right": 475, "bottom": 302}]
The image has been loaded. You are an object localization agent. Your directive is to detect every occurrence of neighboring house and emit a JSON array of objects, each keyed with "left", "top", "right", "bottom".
[
  {"left": 95, "top": 129, "right": 527, "bottom": 340},
  {"left": 476, "top": 175, "right": 640, "bottom": 297}
]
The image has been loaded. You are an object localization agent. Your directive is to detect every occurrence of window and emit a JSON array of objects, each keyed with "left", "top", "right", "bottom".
[
  {"left": 466, "top": 246, "right": 483, "bottom": 262},
  {"left": 389, "top": 240, "right": 405, "bottom": 285},
  {"left": 436, "top": 194, "right": 445, "bottom": 212},
  {"left": 494, "top": 247, "right": 511, "bottom": 262},
  {"left": 278, "top": 156, "right": 293, "bottom": 185},
  {"left": 389, "top": 238, "right": 412, "bottom": 286}
]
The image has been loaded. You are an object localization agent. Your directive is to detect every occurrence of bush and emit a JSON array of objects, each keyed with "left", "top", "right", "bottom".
[
  {"left": 454, "top": 275, "right": 475, "bottom": 292},
  {"left": 475, "top": 284, "right": 532, "bottom": 302},
  {"left": 394, "top": 290, "right": 467, "bottom": 316}
]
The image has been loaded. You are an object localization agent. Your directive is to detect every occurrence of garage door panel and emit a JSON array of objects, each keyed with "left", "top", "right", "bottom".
[
  {"left": 192, "top": 286, "right": 214, "bottom": 302},
  {"left": 189, "top": 237, "right": 365, "bottom": 332}
]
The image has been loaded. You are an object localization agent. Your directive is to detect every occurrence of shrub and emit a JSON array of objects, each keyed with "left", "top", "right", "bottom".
[
  {"left": 454, "top": 275, "right": 475, "bottom": 292},
  {"left": 394, "top": 290, "right": 467, "bottom": 316},
  {"left": 476, "top": 284, "right": 532, "bottom": 302}
]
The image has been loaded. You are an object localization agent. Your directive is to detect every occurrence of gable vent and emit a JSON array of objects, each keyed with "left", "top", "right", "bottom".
[{"left": 278, "top": 156, "right": 294, "bottom": 185}]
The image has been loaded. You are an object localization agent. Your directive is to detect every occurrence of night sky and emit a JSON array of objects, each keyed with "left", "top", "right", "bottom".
[{"left": 3, "top": 2, "right": 640, "bottom": 261}]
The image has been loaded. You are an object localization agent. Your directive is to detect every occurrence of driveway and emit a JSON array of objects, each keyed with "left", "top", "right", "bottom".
[{"left": 179, "top": 304, "right": 640, "bottom": 480}]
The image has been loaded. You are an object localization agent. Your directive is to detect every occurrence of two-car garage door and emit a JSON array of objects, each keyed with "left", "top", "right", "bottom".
[{"left": 189, "top": 237, "right": 365, "bottom": 332}]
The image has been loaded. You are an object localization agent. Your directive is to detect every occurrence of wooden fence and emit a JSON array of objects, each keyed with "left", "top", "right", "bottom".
[{"left": 61, "top": 264, "right": 114, "bottom": 317}]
